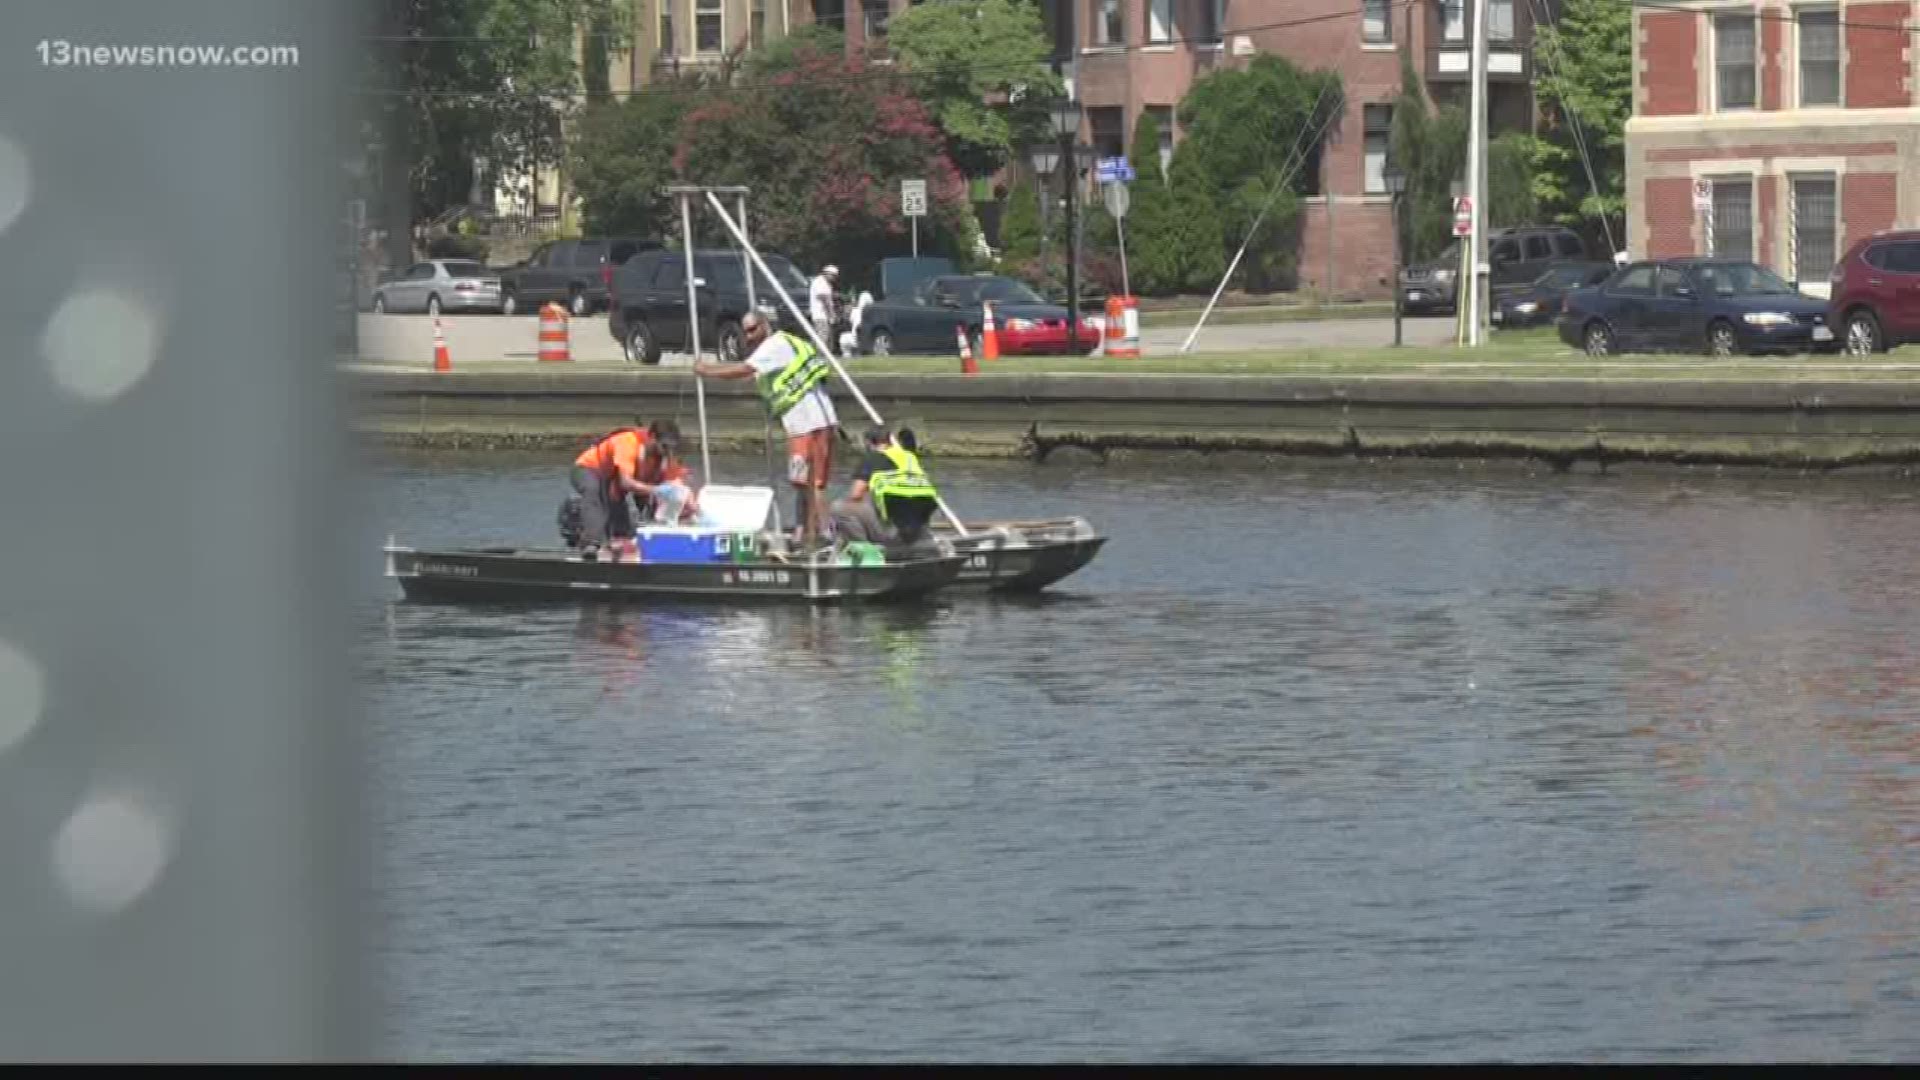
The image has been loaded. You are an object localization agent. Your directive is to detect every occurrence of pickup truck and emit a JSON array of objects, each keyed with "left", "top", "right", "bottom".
[
  {"left": 498, "top": 236, "right": 657, "bottom": 316},
  {"left": 607, "top": 247, "right": 811, "bottom": 365}
]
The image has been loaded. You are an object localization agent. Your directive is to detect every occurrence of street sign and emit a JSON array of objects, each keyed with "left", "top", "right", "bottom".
[
  {"left": 1452, "top": 195, "right": 1473, "bottom": 237},
  {"left": 1103, "top": 181, "right": 1130, "bottom": 219},
  {"left": 901, "top": 178, "right": 927, "bottom": 218},
  {"left": 1095, "top": 157, "right": 1135, "bottom": 184},
  {"left": 1692, "top": 177, "right": 1713, "bottom": 211}
]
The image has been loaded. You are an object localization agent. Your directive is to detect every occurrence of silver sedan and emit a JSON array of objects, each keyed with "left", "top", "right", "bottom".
[{"left": 371, "top": 259, "right": 503, "bottom": 315}]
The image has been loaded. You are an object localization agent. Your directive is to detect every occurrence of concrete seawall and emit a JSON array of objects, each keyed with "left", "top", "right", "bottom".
[{"left": 345, "top": 367, "right": 1920, "bottom": 470}]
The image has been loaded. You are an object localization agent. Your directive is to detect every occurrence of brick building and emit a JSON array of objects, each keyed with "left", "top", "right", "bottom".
[{"left": 1625, "top": 1, "right": 1920, "bottom": 296}]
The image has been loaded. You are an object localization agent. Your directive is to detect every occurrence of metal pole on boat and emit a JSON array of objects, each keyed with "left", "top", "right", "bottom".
[
  {"left": 736, "top": 192, "right": 782, "bottom": 536},
  {"left": 681, "top": 193, "right": 712, "bottom": 485},
  {"left": 701, "top": 191, "right": 970, "bottom": 538}
]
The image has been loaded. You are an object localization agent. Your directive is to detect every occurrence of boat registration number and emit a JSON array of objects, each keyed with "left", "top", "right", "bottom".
[
  {"left": 966, "top": 555, "right": 989, "bottom": 569},
  {"left": 723, "top": 569, "right": 791, "bottom": 585}
]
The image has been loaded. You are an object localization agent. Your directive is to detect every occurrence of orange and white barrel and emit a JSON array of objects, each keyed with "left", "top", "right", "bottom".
[
  {"left": 1104, "top": 295, "right": 1140, "bottom": 358},
  {"left": 538, "top": 302, "right": 571, "bottom": 362}
]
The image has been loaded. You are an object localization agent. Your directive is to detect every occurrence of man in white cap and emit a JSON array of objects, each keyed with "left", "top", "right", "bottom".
[{"left": 809, "top": 263, "right": 839, "bottom": 346}]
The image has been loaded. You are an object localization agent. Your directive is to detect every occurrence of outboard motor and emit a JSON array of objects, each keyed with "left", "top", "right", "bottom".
[{"left": 557, "top": 492, "right": 584, "bottom": 548}]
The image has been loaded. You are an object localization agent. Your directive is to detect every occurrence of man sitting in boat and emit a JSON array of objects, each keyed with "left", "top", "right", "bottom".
[
  {"left": 830, "top": 425, "right": 942, "bottom": 557},
  {"left": 568, "top": 419, "right": 695, "bottom": 560}
]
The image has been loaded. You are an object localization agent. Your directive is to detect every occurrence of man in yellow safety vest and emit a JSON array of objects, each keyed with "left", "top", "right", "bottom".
[{"left": 830, "top": 424, "right": 941, "bottom": 556}]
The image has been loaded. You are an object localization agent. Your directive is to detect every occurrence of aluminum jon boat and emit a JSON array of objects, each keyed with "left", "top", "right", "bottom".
[
  {"left": 932, "top": 516, "right": 1108, "bottom": 593},
  {"left": 384, "top": 542, "right": 967, "bottom": 604}
]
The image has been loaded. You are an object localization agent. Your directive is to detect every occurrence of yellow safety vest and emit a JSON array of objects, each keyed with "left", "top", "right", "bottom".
[
  {"left": 757, "top": 332, "right": 831, "bottom": 418},
  {"left": 868, "top": 444, "right": 938, "bottom": 523}
]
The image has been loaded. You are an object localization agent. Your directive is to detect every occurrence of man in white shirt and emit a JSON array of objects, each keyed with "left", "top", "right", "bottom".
[
  {"left": 693, "top": 312, "right": 840, "bottom": 550},
  {"left": 809, "top": 264, "right": 838, "bottom": 344}
]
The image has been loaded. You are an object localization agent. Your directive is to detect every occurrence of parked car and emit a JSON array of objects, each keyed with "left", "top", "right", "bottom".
[
  {"left": 1557, "top": 258, "right": 1837, "bottom": 357},
  {"left": 1491, "top": 262, "right": 1615, "bottom": 329},
  {"left": 1401, "top": 225, "right": 1591, "bottom": 315},
  {"left": 607, "top": 247, "right": 809, "bottom": 365},
  {"left": 369, "top": 259, "right": 502, "bottom": 315},
  {"left": 856, "top": 274, "right": 1103, "bottom": 356},
  {"left": 1827, "top": 228, "right": 1920, "bottom": 355},
  {"left": 499, "top": 236, "right": 659, "bottom": 316}
]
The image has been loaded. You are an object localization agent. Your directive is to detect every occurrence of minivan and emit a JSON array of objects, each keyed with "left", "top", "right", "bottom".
[{"left": 1401, "top": 225, "right": 1590, "bottom": 315}]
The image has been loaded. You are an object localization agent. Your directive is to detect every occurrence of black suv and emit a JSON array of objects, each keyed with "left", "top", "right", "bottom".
[
  {"left": 608, "top": 247, "right": 812, "bottom": 365},
  {"left": 1400, "top": 225, "right": 1590, "bottom": 315},
  {"left": 498, "top": 236, "right": 659, "bottom": 316}
]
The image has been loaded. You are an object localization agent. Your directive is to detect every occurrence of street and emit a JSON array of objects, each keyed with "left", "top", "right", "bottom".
[{"left": 351, "top": 311, "right": 1463, "bottom": 368}]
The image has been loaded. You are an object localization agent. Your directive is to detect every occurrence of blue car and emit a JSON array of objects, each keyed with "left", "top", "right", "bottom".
[{"left": 1556, "top": 258, "right": 1839, "bottom": 357}]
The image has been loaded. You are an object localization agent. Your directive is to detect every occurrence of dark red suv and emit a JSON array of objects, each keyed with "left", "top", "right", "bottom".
[{"left": 1828, "top": 230, "right": 1920, "bottom": 354}]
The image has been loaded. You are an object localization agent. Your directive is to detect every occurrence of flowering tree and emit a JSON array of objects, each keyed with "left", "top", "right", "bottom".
[{"left": 671, "top": 45, "right": 981, "bottom": 284}]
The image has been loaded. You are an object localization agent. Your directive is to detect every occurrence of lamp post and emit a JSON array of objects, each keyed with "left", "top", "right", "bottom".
[
  {"left": 1049, "top": 96, "right": 1082, "bottom": 350},
  {"left": 1384, "top": 162, "right": 1407, "bottom": 347},
  {"left": 1026, "top": 141, "right": 1060, "bottom": 282}
]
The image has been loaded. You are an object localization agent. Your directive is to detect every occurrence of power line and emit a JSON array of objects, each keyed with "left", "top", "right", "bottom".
[
  {"left": 356, "top": 0, "right": 1430, "bottom": 97},
  {"left": 1529, "top": 0, "right": 1618, "bottom": 255}
]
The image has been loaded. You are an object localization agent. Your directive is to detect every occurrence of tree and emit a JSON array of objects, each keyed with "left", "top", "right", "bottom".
[
  {"left": 1527, "top": 0, "right": 1631, "bottom": 246},
  {"left": 744, "top": 23, "right": 845, "bottom": 76},
  {"left": 1389, "top": 55, "right": 1541, "bottom": 261},
  {"left": 996, "top": 177, "right": 1044, "bottom": 265},
  {"left": 1177, "top": 55, "right": 1343, "bottom": 291},
  {"left": 885, "top": 0, "right": 1063, "bottom": 179},
  {"left": 1488, "top": 132, "right": 1538, "bottom": 229},
  {"left": 1117, "top": 111, "right": 1182, "bottom": 295},
  {"left": 362, "top": 0, "right": 631, "bottom": 265},
  {"left": 671, "top": 46, "right": 980, "bottom": 284},
  {"left": 571, "top": 75, "right": 713, "bottom": 237},
  {"left": 1163, "top": 147, "right": 1225, "bottom": 293}
]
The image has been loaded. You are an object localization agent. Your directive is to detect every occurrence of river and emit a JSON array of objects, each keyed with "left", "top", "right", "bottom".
[{"left": 356, "top": 450, "right": 1920, "bottom": 1061}]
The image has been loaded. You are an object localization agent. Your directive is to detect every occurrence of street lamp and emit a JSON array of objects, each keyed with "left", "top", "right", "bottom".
[
  {"left": 1049, "top": 96, "right": 1083, "bottom": 349},
  {"left": 1384, "top": 162, "right": 1407, "bottom": 347},
  {"left": 1026, "top": 141, "right": 1060, "bottom": 276}
]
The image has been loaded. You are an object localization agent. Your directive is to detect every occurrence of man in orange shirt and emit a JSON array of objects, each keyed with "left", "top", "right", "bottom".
[{"left": 569, "top": 419, "right": 694, "bottom": 559}]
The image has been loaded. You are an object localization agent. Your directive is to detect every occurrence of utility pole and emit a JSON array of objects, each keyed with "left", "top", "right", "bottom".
[{"left": 1465, "top": 0, "right": 1490, "bottom": 346}]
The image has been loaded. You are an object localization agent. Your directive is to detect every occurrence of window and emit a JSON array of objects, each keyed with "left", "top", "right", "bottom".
[
  {"left": 695, "top": 0, "right": 722, "bottom": 53},
  {"left": 1525, "top": 235, "right": 1553, "bottom": 260},
  {"left": 1442, "top": 0, "right": 1464, "bottom": 42},
  {"left": 1798, "top": 9, "right": 1840, "bottom": 107},
  {"left": 1089, "top": 106, "right": 1126, "bottom": 160},
  {"left": 1363, "top": 0, "right": 1391, "bottom": 43},
  {"left": 864, "top": 0, "right": 890, "bottom": 40},
  {"left": 1146, "top": 105, "right": 1174, "bottom": 181},
  {"left": 812, "top": 0, "right": 846, "bottom": 31},
  {"left": 1655, "top": 265, "right": 1692, "bottom": 296},
  {"left": 1094, "top": 0, "right": 1124, "bottom": 45},
  {"left": 752, "top": 0, "right": 766, "bottom": 47},
  {"left": 1792, "top": 176, "right": 1837, "bottom": 283},
  {"left": 1715, "top": 14, "right": 1756, "bottom": 110},
  {"left": 1196, "top": 0, "right": 1223, "bottom": 44},
  {"left": 1362, "top": 104, "right": 1392, "bottom": 194},
  {"left": 1555, "top": 234, "right": 1585, "bottom": 258},
  {"left": 1491, "top": 237, "right": 1520, "bottom": 263},
  {"left": 1488, "top": 0, "right": 1514, "bottom": 41},
  {"left": 1887, "top": 243, "right": 1920, "bottom": 273},
  {"left": 1147, "top": 0, "right": 1172, "bottom": 43},
  {"left": 659, "top": 0, "right": 675, "bottom": 57},
  {"left": 652, "top": 259, "right": 683, "bottom": 289},
  {"left": 1610, "top": 266, "right": 1656, "bottom": 295},
  {"left": 1709, "top": 177, "right": 1753, "bottom": 262}
]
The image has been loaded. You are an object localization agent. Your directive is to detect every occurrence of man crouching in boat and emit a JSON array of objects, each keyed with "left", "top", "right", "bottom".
[
  {"left": 569, "top": 419, "right": 696, "bottom": 561},
  {"left": 693, "top": 312, "right": 838, "bottom": 552},
  {"left": 830, "top": 425, "right": 943, "bottom": 559}
]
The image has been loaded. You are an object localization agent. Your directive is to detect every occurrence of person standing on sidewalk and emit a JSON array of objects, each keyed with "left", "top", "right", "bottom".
[
  {"left": 809, "top": 264, "right": 839, "bottom": 345},
  {"left": 693, "top": 313, "right": 839, "bottom": 552}
]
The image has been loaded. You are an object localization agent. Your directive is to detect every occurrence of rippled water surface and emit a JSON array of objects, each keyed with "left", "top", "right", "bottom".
[{"left": 358, "top": 452, "right": 1920, "bottom": 1061}]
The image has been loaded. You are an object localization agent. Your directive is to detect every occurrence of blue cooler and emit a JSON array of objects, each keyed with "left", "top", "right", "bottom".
[{"left": 635, "top": 526, "right": 731, "bottom": 563}]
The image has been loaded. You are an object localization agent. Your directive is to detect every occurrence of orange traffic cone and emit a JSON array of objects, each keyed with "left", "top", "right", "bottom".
[
  {"left": 956, "top": 324, "right": 978, "bottom": 375},
  {"left": 980, "top": 300, "right": 1001, "bottom": 361},
  {"left": 432, "top": 315, "right": 452, "bottom": 372}
]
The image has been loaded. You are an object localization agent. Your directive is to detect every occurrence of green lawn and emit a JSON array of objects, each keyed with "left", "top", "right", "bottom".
[
  {"left": 1134, "top": 302, "right": 1394, "bottom": 329},
  {"left": 838, "top": 328, "right": 1920, "bottom": 380}
]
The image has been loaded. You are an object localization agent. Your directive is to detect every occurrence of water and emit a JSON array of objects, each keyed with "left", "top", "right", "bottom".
[{"left": 357, "top": 451, "right": 1920, "bottom": 1061}]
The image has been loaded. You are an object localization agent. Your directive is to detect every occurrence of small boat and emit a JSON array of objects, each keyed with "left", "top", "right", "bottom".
[
  {"left": 933, "top": 516, "right": 1108, "bottom": 593},
  {"left": 384, "top": 542, "right": 967, "bottom": 604}
]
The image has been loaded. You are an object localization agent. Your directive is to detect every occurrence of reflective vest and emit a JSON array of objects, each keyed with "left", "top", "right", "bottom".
[
  {"left": 756, "top": 332, "right": 831, "bottom": 418},
  {"left": 868, "top": 444, "right": 938, "bottom": 523}
]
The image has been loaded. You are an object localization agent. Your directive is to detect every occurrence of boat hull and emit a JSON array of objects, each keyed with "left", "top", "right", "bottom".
[
  {"left": 932, "top": 518, "right": 1108, "bottom": 593},
  {"left": 386, "top": 545, "right": 966, "bottom": 604}
]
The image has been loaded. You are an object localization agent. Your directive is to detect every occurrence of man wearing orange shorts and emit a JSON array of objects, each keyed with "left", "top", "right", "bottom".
[{"left": 693, "top": 312, "right": 839, "bottom": 551}]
